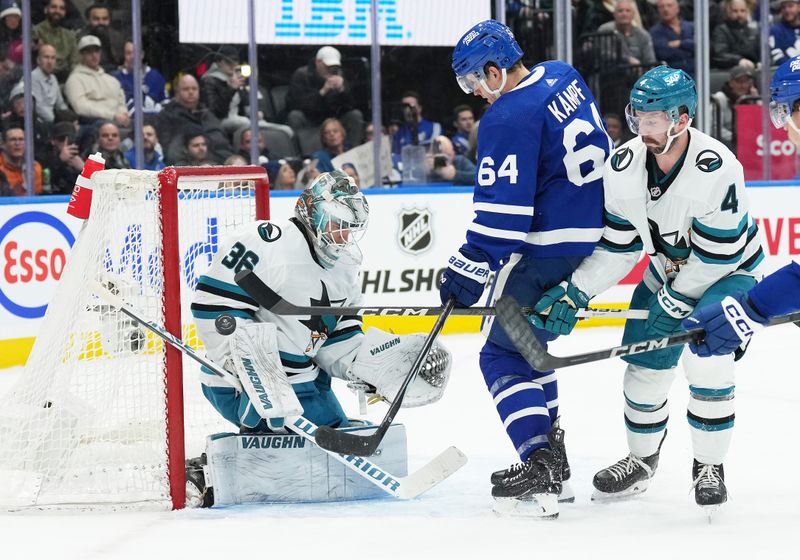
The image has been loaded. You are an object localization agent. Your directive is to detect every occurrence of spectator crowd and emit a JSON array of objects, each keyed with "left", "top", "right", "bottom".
[{"left": 0, "top": 0, "right": 787, "bottom": 196}]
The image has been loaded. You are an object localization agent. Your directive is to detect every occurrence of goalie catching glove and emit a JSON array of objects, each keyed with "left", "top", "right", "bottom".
[{"left": 347, "top": 327, "right": 452, "bottom": 407}]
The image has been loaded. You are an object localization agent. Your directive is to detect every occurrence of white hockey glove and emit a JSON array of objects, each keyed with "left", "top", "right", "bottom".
[
  {"left": 347, "top": 327, "right": 452, "bottom": 407},
  {"left": 228, "top": 322, "right": 303, "bottom": 431}
]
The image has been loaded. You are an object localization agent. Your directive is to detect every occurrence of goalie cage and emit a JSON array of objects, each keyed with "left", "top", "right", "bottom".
[{"left": 0, "top": 166, "right": 270, "bottom": 511}]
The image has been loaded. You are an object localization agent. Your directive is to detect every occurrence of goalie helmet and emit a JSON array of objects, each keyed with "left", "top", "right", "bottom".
[
  {"left": 451, "top": 19, "right": 522, "bottom": 96},
  {"left": 295, "top": 170, "right": 369, "bottom": 269}
]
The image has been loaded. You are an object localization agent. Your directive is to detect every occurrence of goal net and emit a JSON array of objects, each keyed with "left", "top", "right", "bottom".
[{"left": 0, "top": 166, "right": 269, "bottom": 511}]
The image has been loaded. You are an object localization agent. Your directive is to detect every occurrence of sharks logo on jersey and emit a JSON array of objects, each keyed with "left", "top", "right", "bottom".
[
  {"left": 300, "top": 281, "right": 346, "bottom": 353},
  {"left": 695, "top": 150, "right": 722, "bottom": 173},
  {"left": 611, "top": 147, "right": 634, "bottom": 171}
]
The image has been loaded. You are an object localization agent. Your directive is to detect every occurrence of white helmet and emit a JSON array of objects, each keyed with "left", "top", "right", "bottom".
[{"left": 294, "top": 170, "right": 369, "bottom": 268}]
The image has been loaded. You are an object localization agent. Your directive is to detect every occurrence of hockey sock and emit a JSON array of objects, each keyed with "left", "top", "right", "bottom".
[
  {"left": 687, "top": 385, "right": 735, "bottom": 465},
  {"left": 490, "top": 374, "right": 554, "bottom": 460},
  {"left": 624, "top": 393, "right": 669, "bottom": 458}
]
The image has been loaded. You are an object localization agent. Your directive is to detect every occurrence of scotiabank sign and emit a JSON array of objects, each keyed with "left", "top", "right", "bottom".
[
  {"left": 737, "top": 105, "right": 798, "bottom": 180},
  {"left": 0, "top": 210, "right": 76, "bottom": 319}
]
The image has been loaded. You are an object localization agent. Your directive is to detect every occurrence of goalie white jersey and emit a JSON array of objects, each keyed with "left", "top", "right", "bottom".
[
  {"left": 573, "top": 128, "right": 765, "bottom": 298},
  {"left": 191, "top": 218, "right": 364, "bottom": 387}
]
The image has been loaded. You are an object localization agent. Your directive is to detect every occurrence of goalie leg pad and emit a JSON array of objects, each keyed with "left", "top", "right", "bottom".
[
  {"left": 204, "top": 424, "right": 408, "bottom": 504},
  {"left": 347, "top": 327, "right": 452, "bottom": 407},
  {"left": 228, "top": 322, "right": 303, "bottom": 424}
]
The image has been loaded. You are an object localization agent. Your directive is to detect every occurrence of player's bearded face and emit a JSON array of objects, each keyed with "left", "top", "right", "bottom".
[{"left": 626, "top": 107, "right": 672, "bottom": 152}]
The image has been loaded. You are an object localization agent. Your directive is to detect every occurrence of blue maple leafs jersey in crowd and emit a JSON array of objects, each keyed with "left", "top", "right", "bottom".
[{"left": 463, "top": 60, "right": 612, "bottom": 269}]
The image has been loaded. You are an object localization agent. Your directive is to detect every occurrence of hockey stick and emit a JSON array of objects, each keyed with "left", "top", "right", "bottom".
[
  {"left": 496, "top": 294, "right": 800, "bottom": 371},
  {"left": 313, "top": 296, "right": 457, "bottom": 456},
  {"left": 89, "top": 280, "right": 467, "bottom": 499},
  {"left": 232, "top": 269, "right": 648, "bottom": 319},
  {"left": 235, "top": 267, "right": 458, "bottom": 456}
]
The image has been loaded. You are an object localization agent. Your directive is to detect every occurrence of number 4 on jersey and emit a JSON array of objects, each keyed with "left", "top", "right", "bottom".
[
  {"left": 478, "top": 155, "right": 519, "bottom": 187},
  {"left": 721, "top": 184, "right": 738, "bottom": 213}
]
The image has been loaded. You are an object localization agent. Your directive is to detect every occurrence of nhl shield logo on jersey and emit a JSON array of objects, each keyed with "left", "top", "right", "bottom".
[
  {"left": 695, "top": 150, "right": 722, "bottom": 173},
  {"left": 257, "top": 222, "right": 282, "bottom": 242},
  {"left": 611, "top": 147, "right": 633, "bottom": 171},
  {"left": 397, "top": 208, "right": 433, "bottom": 255}
]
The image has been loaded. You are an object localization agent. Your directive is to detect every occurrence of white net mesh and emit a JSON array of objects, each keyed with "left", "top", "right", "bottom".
[{"left": 0, "top": 168, "right": 265, "bottom": 510}]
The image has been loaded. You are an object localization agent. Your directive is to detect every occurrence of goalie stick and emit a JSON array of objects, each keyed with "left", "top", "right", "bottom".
[
  {"left": 89, "top": 280, "right": 467, "bottom": 499},
  {"left": 234, "top": 269, "right": 456, "bottom": 456},
  {"left": 232, "top": 269, "right": 648, "bottom": 319},
  {"left": 496, "top": 294, "right": 800, "bottom": 371}
]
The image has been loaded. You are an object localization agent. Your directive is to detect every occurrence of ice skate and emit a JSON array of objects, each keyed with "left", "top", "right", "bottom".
[
  {"left": 490, "top": 418, "right": 574, "bottom": 503},
  {"left": 185, "top": 454, "right": 213, "bottom": 508},
  {"left": 592, "top": 430, "right": 665, "bottom": 501},
  {"left": 691, "top": 459, "right": 727, "bottom": 522},
  {"left": 492, "top": 447, "right": 561, "bottom": 519}
]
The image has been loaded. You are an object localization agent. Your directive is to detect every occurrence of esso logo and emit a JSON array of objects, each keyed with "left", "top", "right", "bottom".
[{"left": 0, "top": 211, "right": 75, "bottom": 318}]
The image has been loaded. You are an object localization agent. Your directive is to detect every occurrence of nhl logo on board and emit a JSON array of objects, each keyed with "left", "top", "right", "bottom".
[{"left": 397, "top": 208, "right": 433, "bottom": 255}]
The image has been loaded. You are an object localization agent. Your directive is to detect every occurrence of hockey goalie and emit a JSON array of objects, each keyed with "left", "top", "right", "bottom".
[{"left": 187, "top": 170, "right": 452, "bottom": 506}]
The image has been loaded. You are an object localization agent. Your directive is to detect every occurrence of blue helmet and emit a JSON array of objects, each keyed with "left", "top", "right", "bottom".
[
  {"left": 451, "top": 19, "right": 522, "bottom": 94},
  {"left": 770, "top": 55, "right": 800, "bottom": 129},
  {"left": 629, "top": 66, "right": 697, "bottom": 122}
]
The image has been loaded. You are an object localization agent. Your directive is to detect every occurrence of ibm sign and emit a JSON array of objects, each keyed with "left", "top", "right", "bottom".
[{"left": 178, "top": 0, "right": 490, "bottom": 47}]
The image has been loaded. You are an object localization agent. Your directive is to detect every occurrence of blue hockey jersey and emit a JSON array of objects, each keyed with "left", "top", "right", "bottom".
[
  {"left": 749, "top": 261, "right": 800, "bottom": 318},
  {"left": 464, "top": 60, "right": 611, "bottom": 269}
]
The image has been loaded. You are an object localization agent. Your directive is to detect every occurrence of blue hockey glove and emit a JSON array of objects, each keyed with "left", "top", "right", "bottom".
[
  {"left": 439, "top": 248, "right": 490, "bottom": 307},
  {"left": 530, "top": 276, "right": 590, "bottom": 335},
  {"left": 682, "top": 293, "right": 767, "bottom": 357},
  {"left": 647, "top": 282, "right": 698, "bottom": 336}
]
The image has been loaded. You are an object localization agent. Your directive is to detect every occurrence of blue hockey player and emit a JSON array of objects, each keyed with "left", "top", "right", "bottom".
[
  {"left": 683, "top": 55, "right": 800, "bottom": 356},
  {"left": 438, "top": 19, "right": 611, "bottom": 518}
]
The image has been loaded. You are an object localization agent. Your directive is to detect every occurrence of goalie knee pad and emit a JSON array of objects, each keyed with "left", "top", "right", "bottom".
[{"left": 347, "top": 327, "right": 452, "bottom": 407}]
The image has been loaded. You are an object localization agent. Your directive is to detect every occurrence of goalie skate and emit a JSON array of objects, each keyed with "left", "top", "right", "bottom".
[
  {"left": 490, "top": 418, "right": 574, "bottom": 503},
  {"left": 491, "top": 447, "right": 562, "bottom": 519},
  {"left": 691, "top": 460, "right": 727, "bottom": 522}
]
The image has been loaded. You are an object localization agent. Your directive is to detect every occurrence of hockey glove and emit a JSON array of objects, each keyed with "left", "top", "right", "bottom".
[
  {"left": 682, "top": 293, "right": 767, "bottom": 358},
  {"left": 647, "top": 282, "right": 698, "bottom": 336},
  {"left": 530, "top": 276, "right": 590, "bottom": 335},
  {"left": 439, "top": 248, "right": 490, "bottom": 307}
]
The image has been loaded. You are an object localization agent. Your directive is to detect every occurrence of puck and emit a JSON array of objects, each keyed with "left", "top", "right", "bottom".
[{"left": 215, "top": 314, "right": 237, "bottom": 335}]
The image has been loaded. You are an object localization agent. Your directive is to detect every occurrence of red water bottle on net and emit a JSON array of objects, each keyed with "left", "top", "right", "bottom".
[{"left": 67, "top": 152, "right": 105, "bottom": 219}]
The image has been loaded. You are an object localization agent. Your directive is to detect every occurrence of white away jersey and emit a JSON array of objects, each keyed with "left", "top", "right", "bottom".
[
  {"left": 191, "top": 219, "right": 364, "bottom": 386},
  {"left": 573, "top": 128, "right": 765, "bottom": 300}
]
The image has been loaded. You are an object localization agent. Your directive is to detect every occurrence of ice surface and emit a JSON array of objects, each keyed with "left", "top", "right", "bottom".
[{"left": 1, "top": 324, "right": 798, "bottom": 559}]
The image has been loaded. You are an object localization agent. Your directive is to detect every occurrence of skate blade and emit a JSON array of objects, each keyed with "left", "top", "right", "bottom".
[
  {"left": 493, "top": 493, "right": 559, "bottom": 519},
  {"left": 591, "top": 479, "right": 650, "bottom": 502},
  {"left": 558, "top": 480, "right": 575, "bottom": 504},
  {"left": 701, "top": 504, "right": 723, "bottom": 523}
]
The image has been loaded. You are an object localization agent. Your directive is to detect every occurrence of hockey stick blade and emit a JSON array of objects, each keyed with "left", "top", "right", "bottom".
[
  {"left": 232, "top": 269, "right": 646, "bottom": 319},
  {"left": 313, "top": 297, "right": 457, "bottom": 456},
  {"left": 90, "top": 280, "right": 465, "bottom": 499},
  {"left": 289, "top": 417, "right": 467, "bottom": 500},
  {"left": 496, "top": 295, "right": 800, "bottom": 370}
]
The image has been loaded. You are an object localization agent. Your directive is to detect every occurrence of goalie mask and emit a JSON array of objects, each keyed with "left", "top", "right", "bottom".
[{"left": 295, "top": 170, "right": 370, "bottom": 269}]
